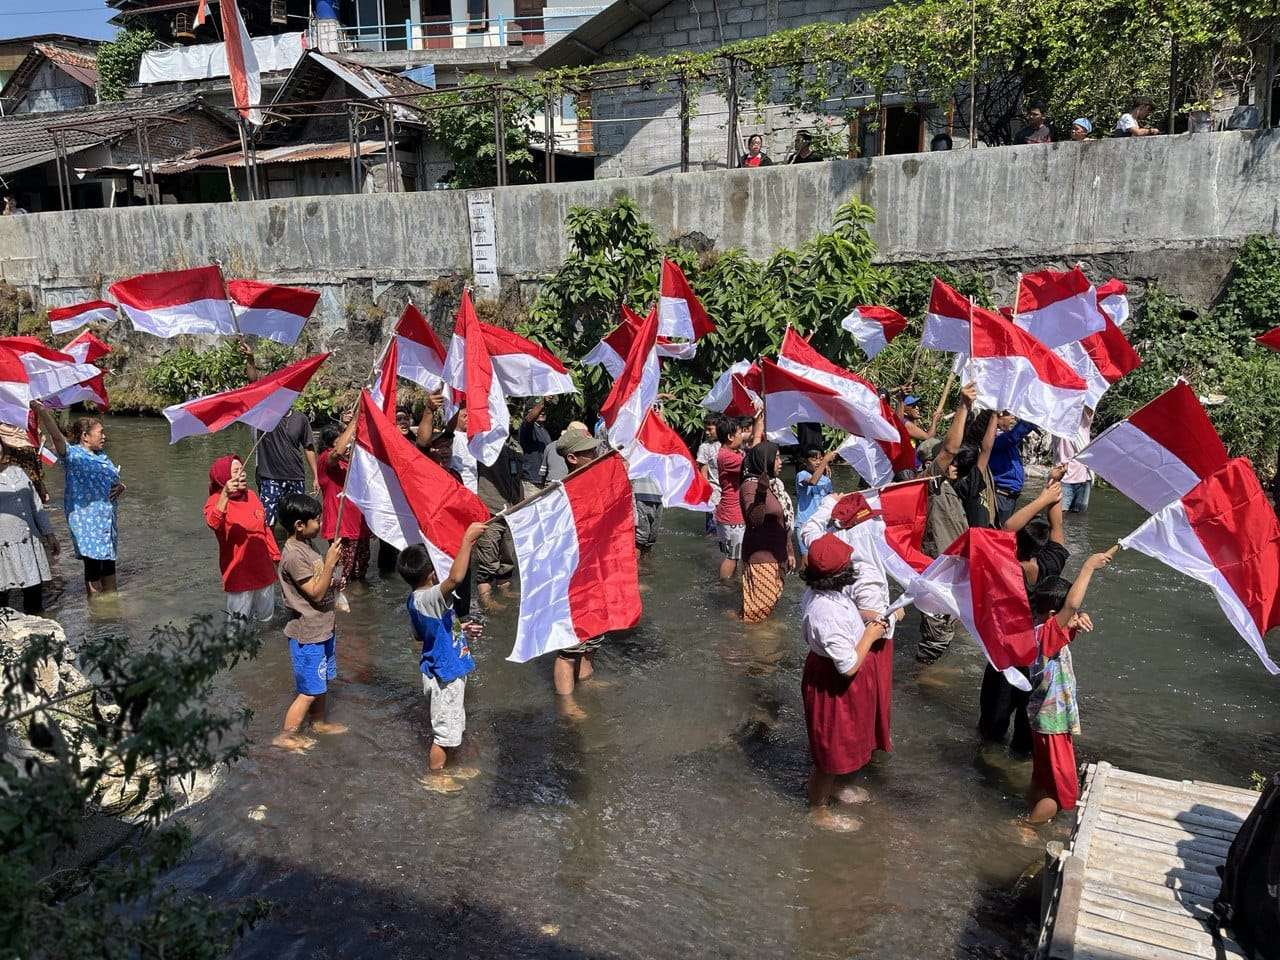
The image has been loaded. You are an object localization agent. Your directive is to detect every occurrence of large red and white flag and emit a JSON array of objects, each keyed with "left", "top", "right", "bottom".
[
  {"left": 967, "top": 304, "right": 1086, "bottom": 438},
  {"left": 1054, "top": 309, "right": 1141, "bottom": 409},
  {"left": 599, "top": 304, "right": 660, "bottom": 449},
  {"left": 761, "top": 358, "right": 888, "bottom": 439},
  {"left": 481, "top": 323, "right": 576, "bottom": 398},
  {"left": 227, "top": 280, "right": 318, "bottom": 345},
  {"left": 922, "top": 278, "right": 971, "bottom": 353},
  {"left": 369, "top": 338, "right": 398, "bottom": 417},
  {"left": 860, "top": 479, "right": 933, "bottom": 588},
  {"left": 0, "top": 347, "right": 31, "bottom": 428},
  {"left": 582, "top": 306, "right": 696, "bottom": 379},
  {"left": 0, "top": 337, "right": 102, "bottom": 401},
  {"left": 777, "top": 328, "right": 898, "bottom": 441},
  {"left": 505, "top": 452, "right": 642, "bottom": 663},
  {"left": 841, "top": 305, "right": 908, "bottom": 359},
  {"left": 219, "top": 0, "right": 262, "bottom": 125},
  {"left": 1097, "top": 278, "right": 1131, "bottom": 327},
  {"left": 657, "top": 259, "right": 714, "bottom": 341},
  {"left": 1074, "top": 381, "right": 1228, "bottom": 514},
  {"left": 345, "top": 390, "right": 490, "bottom": 581},
  {"left": 626, "top": 410, "right": 714, "bottom": 511},
  {"left": 389, "top": 304, "right": 448, "bottom": 391},
  {"left": 443, "top": 291, "right": 509, "bottom": 466},
  {"left": 1121, "top": 458, "right": 1280, "bottom": 674},
  {"left": 109, "top": 265, "right": 237, "bottom": 338},
  {"left": 701, "top": 360, "right": 756, "bottom": 411},
  {"left": 836, "top": 399, "right": 918, "bottom": 486},
  {"left": 894, "top": 528, "right": 1037, "bottom": 688},
  {"left": 162, "top": 353, "right": 328, "bottom": 443},
  {"left": 1014, "top": 266, "right": 1105, "bottom": 348},
  {"left": 48, "top": 299, "right": 115, "bottom": 335}
]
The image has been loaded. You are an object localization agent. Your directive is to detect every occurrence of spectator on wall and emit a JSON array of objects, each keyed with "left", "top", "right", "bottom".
[
  {"left": 788, "top": 131, "right": 822, "bottom": 163},
  {"left": 2, "top": 194, "right": 26, "bottom": 216},
  {"left": 740, "top": 134, "right": 772, "bottom": 168},
  {"left": 1114, "top": 97, "right": 1160, "bottom": 137},
  {"left": 930, "top": 132, "right": 954, "bottom": 151},
  {"left": 1070, "top": 118, "right": 1093, "bottom": 141},
  {"left": 1014, "top": 102, "right": 1053, "bottom": 144}
]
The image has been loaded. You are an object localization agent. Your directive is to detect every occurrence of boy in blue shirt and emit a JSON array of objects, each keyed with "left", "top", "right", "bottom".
[
  {"left": 795, "top": 447, "right": 836, "bottom": 566},
  {"left": 396, "top": 521, "right": 488, "bottom": 793}
]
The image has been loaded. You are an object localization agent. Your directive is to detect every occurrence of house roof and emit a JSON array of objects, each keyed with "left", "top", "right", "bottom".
[
  {"left": 531, "top": 0, "right": 675, "bottom": 68},
  {"left": 0, "top": 34, "right": 102, "bottom": 50},
  {"left": 0, "top": 92, "right": 232, "bottom": 175},
  {"left": 0, "top": 42, "right": 100, "bottom": 105},
  {"left": 147, "top": 139, "right": 386, "bottom": 175},
  {"left": 268, "top": 51, "right": 433, "bottom": 125}
]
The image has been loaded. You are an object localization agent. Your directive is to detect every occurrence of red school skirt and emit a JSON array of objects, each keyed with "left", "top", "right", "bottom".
[{"left": 801, "top": 641, "right": 893, "bottom": 776}]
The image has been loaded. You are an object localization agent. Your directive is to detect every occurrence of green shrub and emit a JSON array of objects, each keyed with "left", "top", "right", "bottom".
[{"left": 144, "top": 343, "right": 248, "bottom": 401}]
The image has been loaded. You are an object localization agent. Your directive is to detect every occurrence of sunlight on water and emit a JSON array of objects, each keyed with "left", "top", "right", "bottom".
[{"left": 42, "top": 417, "right": 1280, "bottom": 959}]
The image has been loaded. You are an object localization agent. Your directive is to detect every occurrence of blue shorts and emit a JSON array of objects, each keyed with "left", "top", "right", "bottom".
[{"left": 289, "top": 634, "right": 336, "bottom": 696}]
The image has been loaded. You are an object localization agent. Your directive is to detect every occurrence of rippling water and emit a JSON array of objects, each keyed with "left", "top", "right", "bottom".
[{"left": 45, "top": 417, "right": 1280, "bottom": 959}]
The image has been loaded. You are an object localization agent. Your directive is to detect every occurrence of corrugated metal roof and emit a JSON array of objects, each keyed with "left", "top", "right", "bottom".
[
  {"left": 0, "top": 142, "right": 96, "bottom": 176},
  {"left": 147, "top": 140, "right": 385, "bottom": 174}
]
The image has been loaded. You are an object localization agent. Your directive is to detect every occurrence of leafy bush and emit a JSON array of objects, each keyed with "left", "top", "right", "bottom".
[
  {"left": 97, "top": 28, "right": 156, "bottom": 101},
  {"left": 145, "top": 343, "right": 248, "bottom": 401}
]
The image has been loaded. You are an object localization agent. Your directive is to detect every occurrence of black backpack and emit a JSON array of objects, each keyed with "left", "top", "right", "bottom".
[{"left": 1213, "top": 771, "right": 1280, "bottom": 959}]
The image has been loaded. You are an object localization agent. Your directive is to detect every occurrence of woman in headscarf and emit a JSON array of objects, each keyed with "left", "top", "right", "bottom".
[
  {"left": 205, "top": 454, "right": 280, "bottom": 624},
  {"left": 737, "top": 440, "right": 795, "bottom": 623},
  {"left": 0, "top": 427, "right": 57, "bottom": 613},
  {"left": 32, "top": 404, "right": 124, "bottom": 596}
]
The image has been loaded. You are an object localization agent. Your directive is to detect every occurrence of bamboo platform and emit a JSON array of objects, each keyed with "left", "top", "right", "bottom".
[{"left": 1036, "top": 761, "right": 1259, "bottom": 960}]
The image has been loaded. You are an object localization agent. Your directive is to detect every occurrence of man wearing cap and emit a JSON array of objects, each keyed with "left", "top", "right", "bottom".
[
  {"left": 551, "top": 427, "right": 608, "bottom": 713},
  {"left": 1069, "top": 118, "right": 1093, "bottom": 141}
]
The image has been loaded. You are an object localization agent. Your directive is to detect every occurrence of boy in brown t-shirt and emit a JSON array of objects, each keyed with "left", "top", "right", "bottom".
[{"left": 274, "top": 493, "right": 346, "bottom": 751}]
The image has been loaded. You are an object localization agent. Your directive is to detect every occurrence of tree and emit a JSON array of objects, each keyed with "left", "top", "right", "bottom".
[
  {"left": 97, "top": 28, "right": 157, "bottom": 102},
  {"left": 421, "top": 77, "right": 540, "bottom": 189},
  {"left": 0, "top": 615, "right": 268, "bottom": 958}
]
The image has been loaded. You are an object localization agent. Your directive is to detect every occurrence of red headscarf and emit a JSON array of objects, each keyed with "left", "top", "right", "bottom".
[{"left": 209, "top": 455, "right": 247, "bottom": 500}]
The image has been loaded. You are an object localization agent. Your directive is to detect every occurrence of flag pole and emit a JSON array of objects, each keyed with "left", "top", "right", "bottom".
[{"left": 904, "top": 341, "right": 925, "bottom": 388}]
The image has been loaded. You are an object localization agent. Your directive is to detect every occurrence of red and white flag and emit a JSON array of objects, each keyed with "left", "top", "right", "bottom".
[
  {"left": 0, "top": 337, "right": 102, "bottom": 401},
  {"left": 1074, "top": 381, "right": 1227, "bottom": 514},
  {"left": 777, "top": 328, "right": 899, "bottom": 441},
  {"left": 48, "top": 299, "right": 115, "bottom": 335},
  {"left": 443, "top": 291, "right": 508, "bottom": 465},
  {"left": 62, "top": 330, "right": 111, "bottom": 365},
  {"left": 837, "top": 399, "right": 918, "bottom": 486},
  {"left": 1097, "top": 278, "right": 1131, "bottom": 327},
  {"left": 582, "top": 306, "right": 696, "bottom": 379},
  {"left": 894, "top": 528, "right": 1036, "bottom": 689},
  {"left": 860, "top": 479, "right": 933, "bottom": 588},
  {"left": 1054, "top": 309, "right": 1141, "bottom": 409},
  {"left": 1121, "top": 458, "right": 1280, "bottom": 674},
  {"left": 505, "top": 452, "right": 642, "bottom": 663},
  {"left": 345, "top": 389, "right": 489, "bottom": 581},
  {"left": 701, "top": 360, "right": 756, "bottom": 412},
  {"left": 1014, "top": 266, "right": 1105, "bottom": 348},
  {"left": 480, "top": 324, "right": 575, "bottom": 398},
  {"left": 162, "top": 353, "right": 328, "bottom": 443},
  {"left": 761, "top": 358, "right": 887, "bottom": 439},
  {"left": 626, "top": 410, "right": 714, "bottom": 511},
  {"left": 0, "top": 346, "right": 31, "bottom": 428},
  {"left": 841, "top": 305, "right": 908, "bottom": 359},
  {"left": 227, "top": 280, "right": 318, "bottom": 345},
  {"left": 389, "top": 304, "right": 447, "bottom": 391},
  {"left": 922, "top": 278, "right": 971, "bottom": 353},
  {"left": 657, "top": 259, "right": 714, "bottom": 341},
  {"left": 967, "top": 304, "right": 1086, "bottom": 438},
  {"left": 724, "top": 372, "right": 761, "bottom": 417},
  {"left": 369, "top": 338, "right": 398, "bottom": 417},
  {"left": 599, "top": 304, "right": 660, "bottom": 449},
  {"left": 218, "top": 0, "right": 261, "bottom": 125},
  {"left": 1257, "top": 326, "right": 1280, "bottom": 352},
  {"left": 109, "top": 265, "right": 237, "bottom": 339}
]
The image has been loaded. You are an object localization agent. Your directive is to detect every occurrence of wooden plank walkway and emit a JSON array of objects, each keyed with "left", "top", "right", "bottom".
[{"left": 1037, "top": 761, "right": 1258, "bottom": 960}]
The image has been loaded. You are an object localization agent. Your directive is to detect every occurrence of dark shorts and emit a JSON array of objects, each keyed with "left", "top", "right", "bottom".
[
  {"left": 83, "top": 557, "right": 116, "bottom": 583},
  {"left": 259, "top": 478, "right": 305, "bottom": 528}
]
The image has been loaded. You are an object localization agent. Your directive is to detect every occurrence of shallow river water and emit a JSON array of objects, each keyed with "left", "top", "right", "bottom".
[{"left": 44, "top": 416, "right": 1280, "bottom": 959}]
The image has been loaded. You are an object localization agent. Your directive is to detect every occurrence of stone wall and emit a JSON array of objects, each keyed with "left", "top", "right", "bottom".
[{"left": 3, "top": 130, "right": 1279, "bottom": 333}]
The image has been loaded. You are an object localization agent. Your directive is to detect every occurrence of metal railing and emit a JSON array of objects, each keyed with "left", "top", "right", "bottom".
[{"left": 336, "top": 9, "right": 606, "bottom": 53}]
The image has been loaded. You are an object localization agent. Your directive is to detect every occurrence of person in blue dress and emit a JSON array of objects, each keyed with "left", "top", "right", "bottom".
[{"left": 33, "top": 403, "right": 125, "bottom": 595}]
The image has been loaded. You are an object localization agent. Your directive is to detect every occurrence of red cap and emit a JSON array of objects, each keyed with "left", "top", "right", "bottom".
[
  {"left": 806, "top": 533, "right": 854, "bottom": 578},
  {"left": 831, "top": 492, "right": 882, "bottom": 529}
]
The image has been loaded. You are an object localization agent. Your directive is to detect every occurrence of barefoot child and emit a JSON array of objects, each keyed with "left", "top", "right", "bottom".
[
  {"left": 397, "top": 522, "right": 488, "bottom": 792},
  {"left": 274, "top": 493, "right": 346, "bottom": 750},
  {"left": 1025, "top": 548, "right": 1115, "bottom": 823}
]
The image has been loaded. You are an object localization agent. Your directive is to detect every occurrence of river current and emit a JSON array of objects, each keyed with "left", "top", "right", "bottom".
[{"left": 43, "top": 416, "right": 1280, "bottom": 959}]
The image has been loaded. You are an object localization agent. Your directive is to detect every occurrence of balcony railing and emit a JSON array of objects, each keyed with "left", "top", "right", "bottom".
[{"left": 336, "top": 9, "right": 606, "bottom": 53}]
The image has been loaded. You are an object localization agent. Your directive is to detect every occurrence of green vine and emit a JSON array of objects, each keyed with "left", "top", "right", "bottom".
[{"left": 96, "top": 28, "right": 156, "bottom": 102}]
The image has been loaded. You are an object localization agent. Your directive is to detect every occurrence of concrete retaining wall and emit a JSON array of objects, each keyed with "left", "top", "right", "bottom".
[{"left": 2, "top": 130, "right": 1278, "bottom": 323}]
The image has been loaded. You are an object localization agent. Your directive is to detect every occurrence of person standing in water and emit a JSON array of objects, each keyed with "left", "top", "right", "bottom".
[
  {"left": 738, "top": 440, "right": 795, "bottom": 622},
  {"left": 205, "top": 454, "right": 279, "bottom": 625},
  {"left": 33, "top": 403, "right": 123, "bottom": 596},
  {"left": 241, "top": 343, "right": 318, "bottom": 527}
]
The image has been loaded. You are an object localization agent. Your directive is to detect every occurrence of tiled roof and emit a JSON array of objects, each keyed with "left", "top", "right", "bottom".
[{"left": 32, "top": 42, "right": 99, "bottom": 87}]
